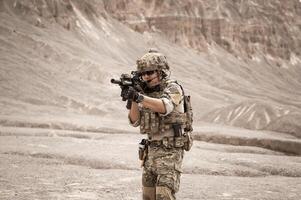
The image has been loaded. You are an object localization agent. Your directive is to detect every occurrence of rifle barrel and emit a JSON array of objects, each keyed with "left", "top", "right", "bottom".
[
  {"left": 111, "top": 79, "right": 132, "bottom": 86},
  {"left": 111, "top": 79, "right": 121, "bottom": 84}
]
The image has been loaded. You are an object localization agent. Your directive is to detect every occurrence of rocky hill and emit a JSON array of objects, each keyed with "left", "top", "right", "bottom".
[
  {"left": 104, "top": 0, "right": 301, "bottom": 61},
  {"left": 0, "top": 0, "right": 301, "bottom": 135}
]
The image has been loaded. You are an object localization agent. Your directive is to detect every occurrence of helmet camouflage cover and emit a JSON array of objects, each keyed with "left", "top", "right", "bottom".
[{"left": 136, "top": 49, "right": 170, "bottom": 73}]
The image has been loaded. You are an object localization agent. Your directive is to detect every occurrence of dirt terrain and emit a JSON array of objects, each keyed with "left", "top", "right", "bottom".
[{"left": 1, "top": 126, "right": 301, "bottom": 200}]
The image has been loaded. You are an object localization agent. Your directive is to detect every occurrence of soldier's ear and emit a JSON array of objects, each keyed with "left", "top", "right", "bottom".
[{"left": 157, "top": 70, "right": 163, "bottom": 80}]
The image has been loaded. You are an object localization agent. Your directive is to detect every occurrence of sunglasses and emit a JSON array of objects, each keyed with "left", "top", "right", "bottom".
[{"left": 140, "top": 70, "right": 156, "bottom": 76}]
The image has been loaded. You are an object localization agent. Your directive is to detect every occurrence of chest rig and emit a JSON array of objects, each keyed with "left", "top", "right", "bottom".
[{"left": 139, "top": 80, "right": 187, "bottom": 136}]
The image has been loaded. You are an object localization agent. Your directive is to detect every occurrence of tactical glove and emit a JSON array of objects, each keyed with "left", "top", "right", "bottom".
[
  {"left": 121, "top": 86, "right": 143, "bottom": 103},
  {"left": 126, "top": 86, "right": 140, "bottom": 102}
]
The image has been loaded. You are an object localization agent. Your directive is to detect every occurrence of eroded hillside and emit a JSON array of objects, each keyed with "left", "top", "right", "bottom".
[
  {"left": 105, "top": 0, "right": 301, "bottom": 61},
  {"left": 0, "top": 0, "right": 301, "bottom": 135}
]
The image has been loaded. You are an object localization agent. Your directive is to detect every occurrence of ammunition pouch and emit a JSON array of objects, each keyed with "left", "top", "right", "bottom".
[
  {"left": 140, "top": 109, "right": 186, "bottom": 135},
  {"left": 140, "top": 109, "right": 160, "bottom": 134}
]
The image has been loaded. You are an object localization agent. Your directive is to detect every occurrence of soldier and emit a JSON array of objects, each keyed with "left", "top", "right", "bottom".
[{"left": 121, "top": 49, "right": 193, "bottom": 200}]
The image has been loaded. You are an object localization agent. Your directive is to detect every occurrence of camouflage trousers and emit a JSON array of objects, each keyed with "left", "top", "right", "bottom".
[{"left": 142, "top": 145, "right": 184, "bottom": 200}]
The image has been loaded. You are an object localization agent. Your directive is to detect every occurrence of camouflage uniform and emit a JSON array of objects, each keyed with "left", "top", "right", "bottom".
[{"left": 130, "top": 50, "right": 187, "bottom": 200}]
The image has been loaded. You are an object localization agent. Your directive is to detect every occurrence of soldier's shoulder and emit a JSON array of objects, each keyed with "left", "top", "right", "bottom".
[
  {"left": 165, "top": 79, "right": 179, "bottom": 86},
  {"left": 164, "top": 79, "right": 183, "bottom": 94},
  {"left": 165, "top": 79, "right": 183, "bottom": 88}
]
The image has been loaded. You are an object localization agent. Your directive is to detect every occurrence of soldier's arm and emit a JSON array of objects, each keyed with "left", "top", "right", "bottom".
[
  {"left": 140, "top": 95, "right": 166, "bottom": 114},
  {"left": 128, "top": 95, "right": 166, "bottom": 126},
  {"left": 129, "top": 101, "right": 140, "bottom": 125},
  {"left": 160, "top": 82, "right": 183, "bottom": 116},
  {"left": 139, "top": 83, "right": 182, "bottom": 115}
]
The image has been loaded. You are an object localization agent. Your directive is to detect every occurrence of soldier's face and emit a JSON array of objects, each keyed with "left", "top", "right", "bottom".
[{"left": 141, "top": 70, "right": 160, "bottom": 87}]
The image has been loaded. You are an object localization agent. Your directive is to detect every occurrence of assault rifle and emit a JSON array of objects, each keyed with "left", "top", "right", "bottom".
[{"left": 111, "top": 71, "right": 145, "bottom": 109}]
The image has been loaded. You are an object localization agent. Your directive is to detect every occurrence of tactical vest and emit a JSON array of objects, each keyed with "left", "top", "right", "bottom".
[{"left": 139, "top": 80, "right": 187, "bottom": 136}]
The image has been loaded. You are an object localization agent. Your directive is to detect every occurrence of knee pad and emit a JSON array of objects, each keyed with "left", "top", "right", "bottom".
[
  {"left": 143, "top": 186, "right": 156, "bottom": 200},
  {"left": 156, "top": 186, "right": 175, "bottom": 200}
]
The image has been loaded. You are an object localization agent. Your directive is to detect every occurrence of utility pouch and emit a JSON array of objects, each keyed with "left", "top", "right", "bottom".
[
  {"left": 174, "top": 137, "right": 185, "bottom": 148},
  {"left": 183, "top": 95, "right": 193, "bottom": 132},
  {"left": 183, "top": 132, "right": 193, "bottom": 151},
  {"left": 162, "top": 137, "right": 173, "bottom": 148}
]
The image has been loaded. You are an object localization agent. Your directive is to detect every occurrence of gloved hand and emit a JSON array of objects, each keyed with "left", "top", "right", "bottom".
[{"left": 125, "top": 86, "right": 140, "bottom": 102}]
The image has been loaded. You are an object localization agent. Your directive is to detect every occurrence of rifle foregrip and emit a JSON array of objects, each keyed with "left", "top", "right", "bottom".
[{"left": 126, "top": 100, "right": 132, "bottom": 110}]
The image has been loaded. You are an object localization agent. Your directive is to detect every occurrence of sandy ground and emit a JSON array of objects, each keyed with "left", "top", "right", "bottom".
[{"left": 1, "top": 127, "right": 301, "bottom": 200}]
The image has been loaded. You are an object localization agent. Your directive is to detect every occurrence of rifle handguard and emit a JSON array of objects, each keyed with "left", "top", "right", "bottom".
[{"left": 126, "top": 100, "right": 132, "bottom": 110}]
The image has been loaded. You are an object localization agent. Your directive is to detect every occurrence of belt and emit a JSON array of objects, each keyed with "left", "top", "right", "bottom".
[
  {"left": 149, "top": 137, "right": 184, "bottom": 148},
  {"left": 149, "top": 140, "right": 163, "bottom": 147}
]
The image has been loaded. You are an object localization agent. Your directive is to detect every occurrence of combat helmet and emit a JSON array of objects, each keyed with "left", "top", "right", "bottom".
[{"left": 136, "top": 49, "right": 170, "bottom": 77}]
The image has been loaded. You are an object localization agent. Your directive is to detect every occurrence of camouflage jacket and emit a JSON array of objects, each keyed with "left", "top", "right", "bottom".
[{"left": 129, "top": 79, "right": 185, "bottom": 141}]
